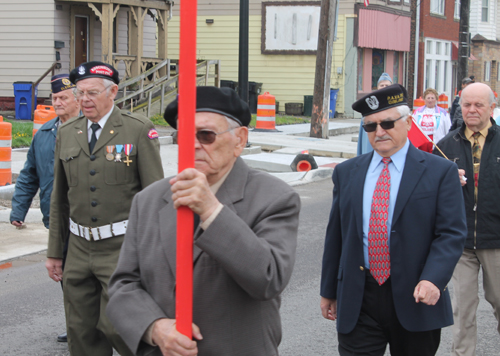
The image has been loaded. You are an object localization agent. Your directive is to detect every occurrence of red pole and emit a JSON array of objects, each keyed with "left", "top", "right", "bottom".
[{"left": 176, "top": 0, "right": 197, "bottom": 338}]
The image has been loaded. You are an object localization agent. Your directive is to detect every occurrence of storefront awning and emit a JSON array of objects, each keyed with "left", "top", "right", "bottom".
[{"left": 357, "top": 9, "right": 411, "bottom": 52}]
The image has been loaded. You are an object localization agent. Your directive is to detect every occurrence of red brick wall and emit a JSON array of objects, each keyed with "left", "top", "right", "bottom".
[
  {"left": 419, "top": 0, "right": 460, "bottom": 41},
  {"left": 415, "top": 0, "right": 460, "bottom": 98}
]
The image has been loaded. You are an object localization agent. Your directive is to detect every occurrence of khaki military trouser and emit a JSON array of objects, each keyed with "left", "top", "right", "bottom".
[{"left": 63, "top": 233, "right": 133, "bottom": 356}]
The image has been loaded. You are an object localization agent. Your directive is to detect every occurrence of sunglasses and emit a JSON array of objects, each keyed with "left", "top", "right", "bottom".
[
  {"left": 362, "top": 115, "right": 406, "bottom": 133},
  {"left": 196, "top": 128, "right": 235, "bottom": 144}
]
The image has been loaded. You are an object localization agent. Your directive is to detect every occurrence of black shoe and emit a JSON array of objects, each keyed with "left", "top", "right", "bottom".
[{"left": 57, "top": 332, "right": 67, "bottom": 343}]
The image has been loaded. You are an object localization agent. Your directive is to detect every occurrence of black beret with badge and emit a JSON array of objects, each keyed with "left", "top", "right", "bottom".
[
  {"left": 69, "top": 61, "right": 120, "bottom": 85},
  {"left": 164, "top": 86, "right": 251, "bottom": 129},
  {"left": 352, "top": 84, "right": 408, "bottom": 116},
  {"left": 51, "top": 74, "right": 76, "bottom": 94}
]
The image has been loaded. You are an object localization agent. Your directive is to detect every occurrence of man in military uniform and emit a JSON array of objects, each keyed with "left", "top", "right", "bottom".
[
  {"left": 45, "top": 61, "right": 164, "bottom": 356},
  {"left": 12, "top": 74, "right": 79, "bottom": 343}
]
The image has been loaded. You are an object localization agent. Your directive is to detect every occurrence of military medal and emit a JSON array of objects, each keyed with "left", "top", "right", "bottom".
[
  {"left": 115, "top": 144, "right": 123, "bottom": 162},
  {"left": 106, "top": 145, "right": 115, "bottom": 161},
  {"left": 123, "top": 144, "right": 133, "bottom": 166}
]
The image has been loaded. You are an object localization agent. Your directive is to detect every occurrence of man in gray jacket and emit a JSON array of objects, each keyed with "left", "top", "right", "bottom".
[{"left": 107, "top": 86, "right": 300, "bottom": 356}]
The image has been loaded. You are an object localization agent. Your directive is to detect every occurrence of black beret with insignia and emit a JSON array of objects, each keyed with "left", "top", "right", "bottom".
[
  {"left": 352, "top": 84, "right": 408, "bottom": 116},
  {"left": 51, "top": 74, "right": 75, "bottom": 94},
  {"left": 70, "top": 61, "right": 120, "bottom": 85},
  {"left": 164, "top": 86, "right": 251, "bottom": 129}
]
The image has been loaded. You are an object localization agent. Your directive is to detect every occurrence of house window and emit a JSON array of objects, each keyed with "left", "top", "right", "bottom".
[
  {"left": 436, "top": 42, "right": 442, "bottom": 55},
  {"left": 393, "top": 52, "right": 400, "bottom": 84},
  {"left": 358, "top": 48, "right": 364, "bottom": 91},
  {"left": 431, "top": 0, "right": 445, "bottom": 15},
  {"left": 372, "top": 49, "right": 385, "bottom": 90},
  {"left": 426, "top": 60, "right": 432, "bottom": 89},
  {"left": 454, "top": 0, "right": 461, "bottom": 19},
  {"left": 445, "top": 43, "right": 450, "bottom": 56},
  {"left": 485, "top": 61, "right": 491, "bottom": 81},
  {"left": 498, "top": 62, "right": 500, "bottom": 81},
  {"left": 444, "top": 61, "right": 448, "bottom": 92},
  {"left": 482, "top": 0, "right": 488, "bottom": 22},
  {"left": 435, "top": 60, "right": 441, "bottom": 91},
  {"left": 426, "top": 41, "right": 432, "bottom": 54}
]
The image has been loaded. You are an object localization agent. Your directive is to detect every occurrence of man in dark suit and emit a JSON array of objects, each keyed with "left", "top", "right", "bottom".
[
  {"left": 106, "top": 86, "right": 300, "bottom": 356},
  {"left": 320, "top": 84, "right": 467, "bottom": 355}
]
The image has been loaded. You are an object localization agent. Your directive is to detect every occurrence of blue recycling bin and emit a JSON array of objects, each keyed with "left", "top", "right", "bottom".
[
  {"left": 13, "top": 82, "right": 38, "bottom": 120},
  {"left": 329, "top": 88, "right": 339, "bottom": 119}
]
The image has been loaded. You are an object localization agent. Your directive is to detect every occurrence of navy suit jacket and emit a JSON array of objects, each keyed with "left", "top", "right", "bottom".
[{"left": 321, "top": 143, "right": 467, "bottom": 333}]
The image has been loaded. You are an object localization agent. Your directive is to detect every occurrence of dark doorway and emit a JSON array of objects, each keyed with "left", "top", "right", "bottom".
[{"left": 75, "top": 16, "right": 88, "bottom": 67}]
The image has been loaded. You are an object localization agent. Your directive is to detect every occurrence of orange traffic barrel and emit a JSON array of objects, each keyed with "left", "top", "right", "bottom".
[
  {"left": 0, "top": 115, "right": 12, "bottom": 186},
  {"left": 255, "top": 92, "right": 278, "bottom": 131},
  {"left": 413, "top": 97, "right": 425, "bottom": 114},
  {"left": 438, "top": 93, "right": 449, "bottom": 111},
  {"left": 33, "top": 105, "right": 57, "bottom": 136}
]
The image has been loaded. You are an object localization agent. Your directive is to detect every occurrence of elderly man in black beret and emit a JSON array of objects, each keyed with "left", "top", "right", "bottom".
[
  {"left": 106, "top": 86, "right": 301, "bottom": 356},
  {"left": 46, "top": 61, "right": 164, "bottom": 356},
  {"left": 320, "top": 84, "right": 467, "bottom": 355}
]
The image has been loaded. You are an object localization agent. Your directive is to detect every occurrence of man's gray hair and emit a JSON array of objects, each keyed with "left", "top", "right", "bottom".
[
  {"left": 102, "top": 78, "right": 116, "bottom": 95},
  {"left": 225, "top": 116, "right": 241, "bottom": 133},
  {"left": 396, "top": 105, "right": 411, "bottom": 118},
  {"left": 459, "top": 88, "right": 496, "bottom": 105}
]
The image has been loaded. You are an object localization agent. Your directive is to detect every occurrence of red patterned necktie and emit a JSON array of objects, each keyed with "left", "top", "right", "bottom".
[{"left": 368, "top": 157, "right": 391, "bottom": 285}]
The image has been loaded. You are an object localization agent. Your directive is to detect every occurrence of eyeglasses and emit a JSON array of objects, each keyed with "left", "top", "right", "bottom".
[
  {"left": 362, "top": 115, "right": 406, "bottom": 133},
  {"left": 74, "top": 85, "right": 112, "bottom": 99},
  {"left": 196, "top": 128, "right": 235, "bottom": 144}
]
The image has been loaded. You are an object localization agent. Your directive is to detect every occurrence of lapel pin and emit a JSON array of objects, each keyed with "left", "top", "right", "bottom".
[
  {"left": 110, "top": 130, "right": 114, "bottom": 134},
  {"left": 77, "top": 130, "right": 83, "bottom": 134}
]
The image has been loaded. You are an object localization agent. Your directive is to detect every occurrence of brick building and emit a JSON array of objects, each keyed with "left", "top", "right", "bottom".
[{"left": 415, "top": 0, "right": 460, "bottom": 102}]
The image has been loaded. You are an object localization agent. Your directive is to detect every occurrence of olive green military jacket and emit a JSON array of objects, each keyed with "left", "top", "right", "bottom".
[{"left": 47, "top": 106, "right": 164, "bottom": 258}]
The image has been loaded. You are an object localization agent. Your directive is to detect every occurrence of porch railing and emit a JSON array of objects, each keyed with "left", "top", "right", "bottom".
[{"left": 115, "top": 59, "right": 221, "bottom": 118}]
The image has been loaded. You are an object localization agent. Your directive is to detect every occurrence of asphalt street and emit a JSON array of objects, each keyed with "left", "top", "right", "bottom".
[{"left": 1, "top": 179, "right": 499, "bottom": 355}]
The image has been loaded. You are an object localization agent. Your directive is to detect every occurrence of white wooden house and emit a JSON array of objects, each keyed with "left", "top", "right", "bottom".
[{"left": 0, "top": 0, "right": 171, "bottom": 110}]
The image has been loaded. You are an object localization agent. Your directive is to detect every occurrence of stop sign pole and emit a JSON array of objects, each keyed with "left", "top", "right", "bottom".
[{"left": 176, "top": 0, "right": 197, "bottom": 338}]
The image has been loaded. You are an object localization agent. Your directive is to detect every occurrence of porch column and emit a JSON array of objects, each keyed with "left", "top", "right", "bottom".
[
  {"left": 158, "top": 9, "right": 168, "bottom": 77},
  {"left": 101, "top": 3, "right": 114, "bottom": 64},
  {"left": 129, "top": 6, "right": 145, "bottom": 77}
]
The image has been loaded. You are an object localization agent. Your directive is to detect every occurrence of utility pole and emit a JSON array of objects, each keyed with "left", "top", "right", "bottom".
[
  {"left": 457, "top": 0, "right": 470, "bottom": 92},
  {"left": 238, "top": 0, "right": 249, "bottom": 103},
  {"left": 407, "top": 0, "right": 417, "bottom": 106},
  {"left": 310, "top": 0, "right": 337, "bottom": 139}
]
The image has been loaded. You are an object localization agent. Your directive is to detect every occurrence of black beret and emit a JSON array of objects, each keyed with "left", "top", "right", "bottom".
[
  {"left": 70, "top": 61, "right": 120, "bottom": 85},
  {"left": 352, "top": 84, "right": 408, "bottom": 116},
  {"left": 164, "top": 86, "right": 251, "bottom": 129},
  {"left": 51, "top": 74, "right": 75, "bottom": 94}
]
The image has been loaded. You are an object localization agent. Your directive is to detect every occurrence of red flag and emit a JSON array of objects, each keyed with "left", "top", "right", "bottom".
[
  {"left": 408, "top": 117, "right": 431, "bottom": 148},
  {"left": 364, "top": 0, "right": 369, "bottom": 6}
]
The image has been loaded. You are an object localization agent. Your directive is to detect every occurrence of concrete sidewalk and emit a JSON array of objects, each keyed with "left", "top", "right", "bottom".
[{"left": 0, "top": 119, "right": 360, "bottom": 263}]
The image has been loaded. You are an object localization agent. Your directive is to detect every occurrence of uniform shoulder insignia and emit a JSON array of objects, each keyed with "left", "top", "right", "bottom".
[{"left": 148, "top": 128, "right": 159, "bottom": 140}]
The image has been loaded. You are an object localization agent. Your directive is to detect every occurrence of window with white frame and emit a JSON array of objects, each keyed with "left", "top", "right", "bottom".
[
  {"left": 485, "top": 61, "right": 491, "bottom": 81},
  {"left": 498, "top": 62, "right": 500, "bottom": 81},
  {"left": 482, "top": 0, "right": 489, "bottom": 22},
  {"left": 431, "top": 0, "right": 445, "bottom": 15},
  {"left": 424, "top": 38, "right": 453, "bottom": 97},
  {"left": 454, "top": 0, "right": 461, "bottom": 19},
  {"left": 404, "top": 0, "right": 410, "bottom": 4}
]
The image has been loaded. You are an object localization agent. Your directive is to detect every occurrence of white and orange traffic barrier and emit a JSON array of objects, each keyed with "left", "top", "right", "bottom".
[
  {"left": 33, "top": 105, "right": 57, "bottom": 136},
  {"left": 255, "top": 92, "right": 278, "bottom": 131},
  {"left": 413, "top": 97, "right": 424, "bottom": 114},
  {"left": 438, "top": 93, "right": 449, "bottom": 111},
  {"left": 0, "top": 115, "right": 12, "bottom": 186}
]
